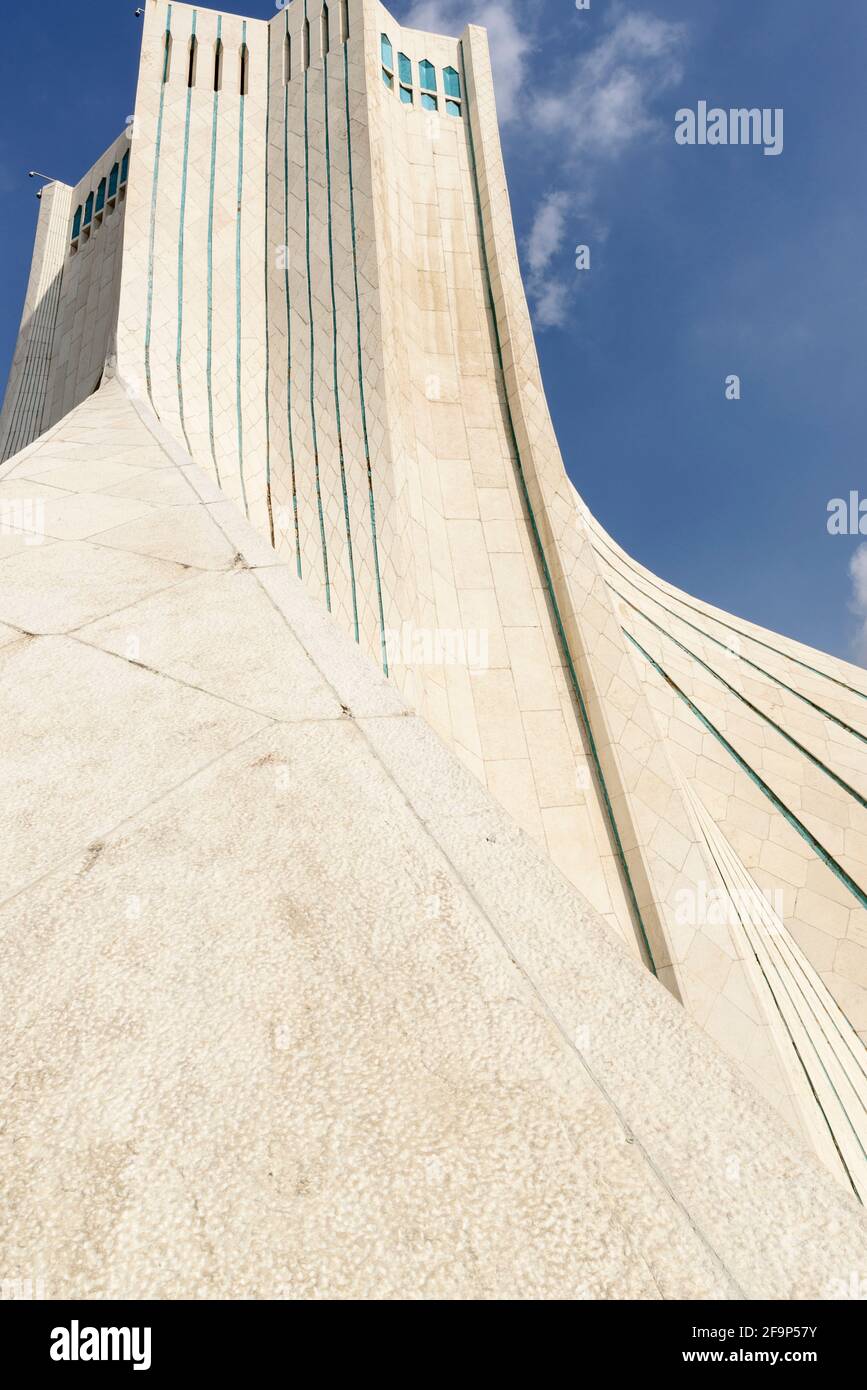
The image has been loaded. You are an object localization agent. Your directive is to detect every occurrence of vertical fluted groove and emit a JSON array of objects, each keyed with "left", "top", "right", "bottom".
[
  {"left": 206, "top": 16, "right": 222, "bottom": 483},
  {"left": 176, "top": 9, "right": 196, "bottom": 454},
  {"left": 324, "top": 34, "right": 359, "bottom": 641},
  {"left": 235, "top": 19, "right": 249, "bottom": 517},
  {"left": 343, "top": 35, "right": 387, "bottom": 673},
  {"left": 144, "top": 3, "right": 173, "bottom": 409},
  {"left": 303, "top": 0, "right": 331, "bottom": 608},
  {"left": 459, "top": 40, "right": 657, "bottom": 976}
]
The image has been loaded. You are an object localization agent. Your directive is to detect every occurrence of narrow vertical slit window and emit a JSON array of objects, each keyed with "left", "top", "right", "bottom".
[
  {"left": 120, "top": 149, "right": 130, "bottom": 184},
  {"left": 83, "top": 191, "right": 94, "bottom": 227},
  {"left": 321, "top": 4, "right": 329, "bottom": 58},
  {"left": 340, "top": 0, "right": 349, "bottom": 42},
  {"left": 71, "top": 205, "right": 82, "bottom": 240},
  {"left": 108, "top": 162, "right": 119, "bottom": 198},
  {"left": 420, "top": 60, "right": 437, "bottom": 111},
  {"left": 284, "top": 32, "right": 291, "bottom": 84},
  {"left": 397, "top": 52, "right": 412, "bottom": 103},
  {"left": 162, "top": 32, "right": 173, "bottom": 83},
  {"left": 95, "top": 177, "right": 106, "bottom": 214},
  {"left": 187, "top": 34, "right": 198, "bottom": 88},
  {"left": 239, "top": 43, "right": 249, "bottom": 95},
  {"left": 443, "top": 66, "right": 460, "bottom": 99},
  {"left": 381, "top": 32, "right": 393, "bottom": 89},
  {"left": 214, "top": 38, "right": 223, "bottom": 91},
  {"left": 303, "top": 19, "right": 310, "bottom": 70}
]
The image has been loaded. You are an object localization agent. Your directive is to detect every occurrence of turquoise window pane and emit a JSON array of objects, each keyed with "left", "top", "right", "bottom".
[
  {"left": 108, "top": 163, "right": 119, "bottom": 197},
  {"left": 443, "top": 66, "right": 460, "bottom": 98},
  {"left": 421, "top": 91, "right": 437, "bottom": 111},
  {"left": 95, "top": 178, "right": 106, "bottom": 213},
  {"left": 120, "top": 150, "right": 129, "bottom": 183},
  {"left": 445, "top": 99, "right": 461, "bottom": 117},
  {"left": 381, "top": 67, "right": 393, "bottom": 89},
  {"left": 380, "top": 34, "right": 392, "bottom": 68},
  {"left": 419, "top": 59, "right": 436, "bottom": 90},
  {"left": 83, "top": 192, "right": 93, "bottom": 226},
  {"left": 71, "top": 206, "right": 82, "bottom": 239},
  {"left": 399, "top": 84, "right": 412, "bottom": 104},
  {"left": 398, "top": 52, "right": 411, "bottom": 84}
]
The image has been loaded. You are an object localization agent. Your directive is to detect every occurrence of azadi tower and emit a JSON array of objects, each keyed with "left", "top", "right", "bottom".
[{"left": 1, "top": 0, "right": 865, "bottom": 1299}]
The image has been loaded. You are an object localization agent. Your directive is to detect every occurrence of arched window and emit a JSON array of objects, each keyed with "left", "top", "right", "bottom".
[
  {"left": 398, "top": 53, "right": 413, "bottom": 105},
  {"left": 239, "top": 43, "right": 249, "bottom": 95},
  {"left": 83, "top": 191, "right": 94, "bottom": 227},
  {"left": 303, "top": 19, "right": 310, "bottom": 70},
  {"left": 381, "top": 33, "right": 393, "bottom": 89},
  {"left": 214, "top": 38, "right": 223, "bottom": 92},
  {"left": 443, "top": 66, "right": 461, "bottom": 116},
  {"left": 108, "top": 162, "right": 119, "bottom": 198},
  {"left": 420, "top": 60, "right": 437, "bottom": 111},
  {"left": 321, "top": 4, "right": 329, "bottom": 58},
  {"left": 187, "top": 34, "right": 198, "bottom": 88},
  {"left": 340, "top": 0, "right": 349, "bottom": 42},
  {"left": 120, "top": 149, "right": 130, "bottom": 184},
  {"left": 71, "top": 205, "right": 82, "bottom": 240},
  {"left": 284, "top": 32, "right": 291, "bottom": 84},
  {"left": 95, "top": 177, "right": 106, "bottom": 214},
  {"left": 162, "top": 31, "right": 172, "bottom": 84}
]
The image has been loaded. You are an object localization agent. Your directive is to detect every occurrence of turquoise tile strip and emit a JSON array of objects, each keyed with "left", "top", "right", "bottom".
[
  {"left": 616, "top": 587, "right": 867, "bottom": 812},
  {"left": 283, "top": 10, "right": 301, "bottom": 577},
  {"left": 206, "top": 16, "right": 222, "bottom": 484},
  {"left": 175, "top": 10, "right": 196, "bottom": 455},
  {"left": 626, "top": 630, "right": 867, "bottom": 914},
  {"left": 593, "top": 532, "right": 867, "bottom": 706},
  {"left": 458, "top": 41, "right": 657, "bottom": 976},
  {"left": 235, "top": 19, "right": 249, "bottom": 518},
  {"left": 701, "top": 799, "right": 867, "bottom": 1090},
  {"left": 343, "top": 36, "right": 387, "bottom": 673},
  {"left": 304, "top": 1, "right": 331, "bottom": 608},
  {"left": 263, "top": 24, "right": 274, "bottom": 545},
  {"left": 597, "top": 546, "right": 867, "bottom": 749},
  {"left": 698, "top": 826, "right": 863, "bottom": 1203},
  {"left": 324, "top": 40, "right": 359, "bottom": 642},
  {"left": 144, "top": 4, "right": 173, "bottom": 408}
]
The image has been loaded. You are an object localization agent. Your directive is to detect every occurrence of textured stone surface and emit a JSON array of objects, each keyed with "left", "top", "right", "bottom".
[
  {"left": 0, "top": 379, "right": 866, "bottom": 1299},
  {"left": 1, "top": 0, "right": 866, "bottom": 1253}
]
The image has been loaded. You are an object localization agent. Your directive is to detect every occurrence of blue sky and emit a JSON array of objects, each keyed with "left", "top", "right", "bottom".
[{"left": 2, "top": 0, "right": 865, "bottom": 663}]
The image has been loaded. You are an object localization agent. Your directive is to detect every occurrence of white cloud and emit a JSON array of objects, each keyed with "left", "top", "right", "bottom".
[
  {"left": 524, "top": 192, "right": 572, "bottom": 328},
  {"left": 526, "top": 190, "right": 570, "bottom": 277},
  {"left": 521, "top": 7, "right": 687, "bottom": 328},
  {"left": 399, "top": 4, "right": 689, "bottom": 330},
  {"left": 402, "top": 0, "right": 531, "bottom": 122},
  {"left": 532, "top": 9, "right": 687, "bottom": 160},
  {"left": 848, "top": 545, "right": 867, "bottom": 665}
]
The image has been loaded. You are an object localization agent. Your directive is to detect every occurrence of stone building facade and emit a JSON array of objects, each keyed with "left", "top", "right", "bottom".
[{"left": 2, "top": 0, "right": 865, "bottom": 1205}]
